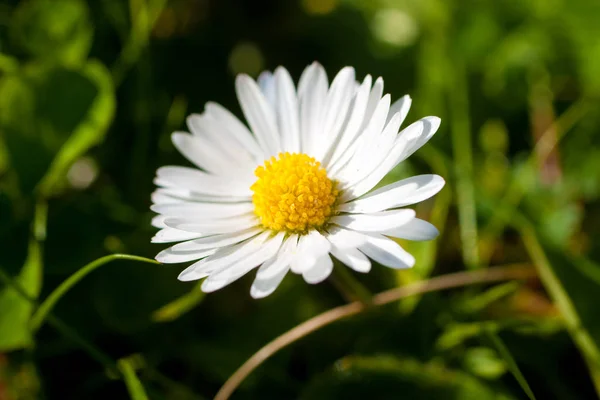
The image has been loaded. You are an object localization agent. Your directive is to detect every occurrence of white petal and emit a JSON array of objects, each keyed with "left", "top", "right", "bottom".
[
  {"left": 155, "top": 166, "right": 253, "bottom": 198},
  {"left": 338, "top": 175, "right": 445, "bottom": 213},
  {"left": 250, "top": 264, "right": 290, "bottom": 298},
  {"left": 335, "top": 94, "right": 391, "bottom": 182},
  {"left": 302, "top": 254, "right": 333, "bottom": 284},
  {"left": 164, "top": 214, "right": 259, "bottom": 235},
  {"left": 383, "top": 218, "right": 439, "bottom": 241},
  {"left": 329, "top": 244, "right": 371, "bottom": 273},
  {"left": 399, "top": 116, "right": 441, "bottom": 160},
  {"left": 187, "top": 114, "right": 257, "bottom": 167},
  {"left": 151, "top": 201, "right": 254, "bottom": 219},
  {"left": 274, "top": 67, "right": 301, "bottom": 153},
  {"left": 290, "top": 230, "right": 331, "bottom": 274},
  {"left": 354, "top": 107, "right": 403, "bottom": 185},
  {"left": 152, "top": 187, "right": 249, "bottom": 203},
  {"left": 359, "top": 77, "right": 384, "bottom": 132},
  {"left": 328, "top": 139, "right": 359, "bottom": 178},
  {"left": 152, "top": 228, "right": 201, "bottom": 243},
  {"left": 151, "top": 215, "right": 168, "bottom": 229},
  {"left": 151, "top": 190, "right": 186, "bottom": 204},
  {"left": 313, "top": 67, "right": 356, "bottom": 161},
  {"left": 327, "top": 75, "right": 373, "bottom": 168},
  {"left": 178, "top": 231, "right": 271, "bottom": 281},
  {"left": 171, "top": 132, "right": 243, "bottom": 176},
  {"left": 358, "top": 234, "right": 415, "bottom": 269},
  {"left": 204, "top": 102, "right": 264, "bottom": 160},
  {"left": 201, "top": 232, "right": 285, "bottom": 292},
  {"left": 342, "top": 117, "right": 441, "bottom": 200},
  {"left": 256, "top": 234, "right": 299, "bottom": 279},
  {"left": 331, "top": 209, "right": 416, "bottom": 232},
  {"left": 387, "top": 95, "right": 411, "bottom": 126},
  {"left": 257, "top": 71, "right": 276, "bottom": 108},
  {"left": 170, "top": 227, "right": 262, "bottom": 252},
  {"left": 299, "top": 63, "right": 328, "bottom": 155},
  {"left": 236, "top": 74, "right": 280, "bottom": 156},
  {"left": 325, "top": 226, "right": 368, "bottom": 248},
  {"left": 156, "top": 247, "right": 216, "bottom": 264}
]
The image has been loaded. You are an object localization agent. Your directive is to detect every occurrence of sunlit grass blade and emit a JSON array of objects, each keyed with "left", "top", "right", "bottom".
[
  {"left": 571, "top": 255, "right": 600, "bottom": 287},
  {"left": 448, "top": 61, "right": 479, "bottom": 269},
  {"left": 111, "top": 0, "right": 169, "bottom": 85},
  {"left": 30, "top": 254, "right": 159, "bottom": 332},
  {"left": 118, "top": 357, "right": 150, "bottom": 400},
  {"left": 455, "top": 280, "right": 522, "bottom": 314}
]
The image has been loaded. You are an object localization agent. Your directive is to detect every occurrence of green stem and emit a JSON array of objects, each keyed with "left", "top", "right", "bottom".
[
  {"left": 47, "top": 314, "right": 119, "bottom": 374},
  {"left": 30, "top": 254, "right": 159, "bottom": 332},
  {"left": 0, "top": 267, "right": 119, "bottom": 376},
  {"left": 152, "top": 281, "right": 205, "bottom": 322},
  {"left": 330, "top": 264, "right": 372, "bottom": 305}
]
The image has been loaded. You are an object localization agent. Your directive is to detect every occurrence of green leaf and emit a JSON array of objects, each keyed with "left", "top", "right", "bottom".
[
  {"left": 10, "top": 0, "right": 93, "bottom": 65},
  {"left": 37, "top": 61, "right": 116, "bottom": 197},
  {"left": 0, "top": 61, "right": 115, "bottom": 196},
  {"left": 0, "top": 236, "right": 42, "bottom": 351},
  {"left": 301, "top": 355, "right": 515, "bottom": 400},
  {"left": 437, "top": 321, "right": 499, "bottom": 351},
  {"left": 455, "top": 282, "right": 521, "bottom": 315},
  {"left": 436, "top": 318, "right": 559, "bottom": 353},
  {"left": 462, "top": 347, "right": 507, "bottom": 380}
]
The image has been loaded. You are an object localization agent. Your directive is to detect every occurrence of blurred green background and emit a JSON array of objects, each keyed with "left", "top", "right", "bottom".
[{"left": 1, "top": 0, "right": 600, "bottom": 398}]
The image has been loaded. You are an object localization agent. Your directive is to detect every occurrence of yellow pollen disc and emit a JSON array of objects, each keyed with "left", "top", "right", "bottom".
[{"left": 251, "top": 152, "right": 339, "bottom": 233}]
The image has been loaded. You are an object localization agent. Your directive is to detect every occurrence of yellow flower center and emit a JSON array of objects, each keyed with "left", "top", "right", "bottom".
[{"left": 251, "top": 152, "right": 339, "bottom": 233}]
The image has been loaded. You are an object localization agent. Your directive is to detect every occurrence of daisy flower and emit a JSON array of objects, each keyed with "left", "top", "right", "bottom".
[{"left": 151, "top": 62, "right": 444, "bottom": 298}]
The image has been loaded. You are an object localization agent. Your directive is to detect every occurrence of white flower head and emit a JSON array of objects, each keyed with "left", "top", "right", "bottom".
[{"left": 151, "top": 62, "right": 444, "bottom": 298}]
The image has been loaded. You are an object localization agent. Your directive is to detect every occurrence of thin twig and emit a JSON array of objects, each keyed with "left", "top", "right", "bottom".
[{"left": 214, "top": 265, "right": 537, "bottom": 400}]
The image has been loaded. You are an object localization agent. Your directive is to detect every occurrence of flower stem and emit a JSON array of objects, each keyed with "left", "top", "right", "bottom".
[
  {"left": 215, "top": 265, "right": 537, "bottom": 400},
  {"left": 329, "top": 263, "right": 372, "bottom": 305}
]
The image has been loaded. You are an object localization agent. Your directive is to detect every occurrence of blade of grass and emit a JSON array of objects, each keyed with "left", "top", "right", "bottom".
[
  {"left": 448, "top": 60, "right": 479, "bottom": 269},
  {"left": 30, "top": 254, "right": 159, "bottom": 332},
  {"left": 111, "top": 0, "right": 168, "bottom": 86},
  {"left": 479, "top": 99, "right": 590, "bottom": 265},
  {"left": 485, "top": 328, "right": 537, "bottom": 400},
  {"left": 517, "top": 219, "right": 600, "bottom": 396},
  {"left": 119, "top": 358, "right": 150, "bottom": 400}
]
